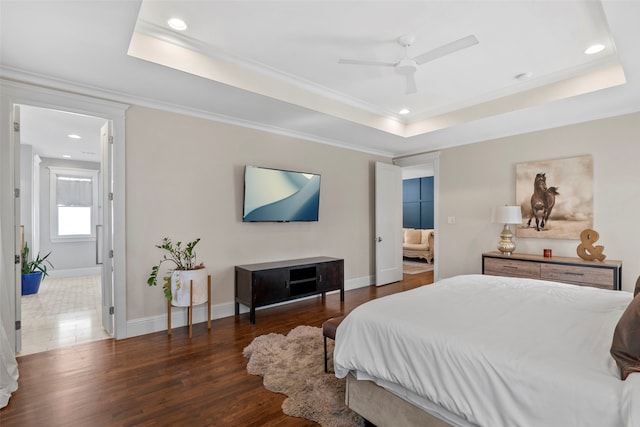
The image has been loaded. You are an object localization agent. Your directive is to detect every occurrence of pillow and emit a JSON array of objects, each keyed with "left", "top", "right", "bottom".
[
  {"left": 404, "top": 229, "right": 422, "bottom": 244},
  {"left": 611, "top": 293, "right": 640, "bottom": 380}
]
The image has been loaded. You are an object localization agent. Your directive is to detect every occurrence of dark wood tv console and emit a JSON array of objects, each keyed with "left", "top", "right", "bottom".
[{"left": 235, "top": 256, "right": 344, "bottom": 324}]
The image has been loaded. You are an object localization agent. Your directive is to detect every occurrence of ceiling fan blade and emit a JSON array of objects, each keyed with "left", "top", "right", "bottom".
[
  {"left": 405, "top": 72, "right": 417, "bottom": 94},
  {"left": 338, "top": 58, "right": 396, "bottom": 67},
  {"left": 413, "top": 35, "right": 479, "bottom": 65}
]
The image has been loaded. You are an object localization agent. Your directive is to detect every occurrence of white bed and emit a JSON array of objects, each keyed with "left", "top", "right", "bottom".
[{"left": 334, "top": 274, "right": 640, "bottom": 427}]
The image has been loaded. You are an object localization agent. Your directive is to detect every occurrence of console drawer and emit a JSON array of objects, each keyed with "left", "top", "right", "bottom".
[
  {"left": 484, "top": 257, "right": 540, "bottom": 278},
  {"left": 541, "top": 264, "right": 614, "bottom": 289}
]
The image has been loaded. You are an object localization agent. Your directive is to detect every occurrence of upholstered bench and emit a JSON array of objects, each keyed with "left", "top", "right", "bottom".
[{"left": 322, "top": 315, "right": 346, "bottom": 373}]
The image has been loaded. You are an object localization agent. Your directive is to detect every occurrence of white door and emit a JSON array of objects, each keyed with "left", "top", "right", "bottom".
[
  {"left": 13, "top": 105, "right": 22, "bottom": 351},
  {"left": 100, "top": 122, "right": 114, "bottom": 335},
  {"left": 375, "top": 162, "right": 403, "bottom": 286}
]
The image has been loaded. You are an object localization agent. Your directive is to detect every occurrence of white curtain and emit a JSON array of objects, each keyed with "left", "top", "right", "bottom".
[{"left": 0, "top": 208, "right": 19, "bottom": 408}]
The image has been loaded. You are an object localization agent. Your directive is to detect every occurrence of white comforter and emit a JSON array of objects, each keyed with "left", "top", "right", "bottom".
[{"left": 334, "top": 274, "right": 639, "bottom": 427}]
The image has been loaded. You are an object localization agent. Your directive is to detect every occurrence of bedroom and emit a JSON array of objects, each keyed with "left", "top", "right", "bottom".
[{"left": 1, "top": 0, "right": 640, "bottom": 424}]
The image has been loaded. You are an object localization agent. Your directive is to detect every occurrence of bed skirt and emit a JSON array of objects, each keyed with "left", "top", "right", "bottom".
[{"left": 345, "top": 373, "right": 454, "bottom": 427}]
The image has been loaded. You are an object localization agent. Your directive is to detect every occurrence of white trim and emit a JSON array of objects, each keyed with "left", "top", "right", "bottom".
[
  {"left": 126, "top": 276, "right": 372, "bottom": 338},
  {"left": 0, "top": 69, "right": 396, "bottom": 158}
]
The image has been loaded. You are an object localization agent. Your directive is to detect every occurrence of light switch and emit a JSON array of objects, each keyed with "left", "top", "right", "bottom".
[{"left": 448, "top": 216, "right": 456, "bottom": 224}]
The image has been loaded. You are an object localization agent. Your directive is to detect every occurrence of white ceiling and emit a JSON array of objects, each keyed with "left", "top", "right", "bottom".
[
  {"left": 2, "top": 1, "right": 639, "bottom": 158},
  {"left": 19, "top": 106, "right": 106, "bottom": 163}
]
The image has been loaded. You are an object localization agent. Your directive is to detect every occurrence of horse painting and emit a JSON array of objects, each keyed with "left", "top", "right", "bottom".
[{"left": 526, "top": 173, "right": 559, "bottom": 231}]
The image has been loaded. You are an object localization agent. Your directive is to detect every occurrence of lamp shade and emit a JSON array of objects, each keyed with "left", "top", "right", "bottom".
[{"left": 493, "top": 206, "right": 523, "bottom": 224}]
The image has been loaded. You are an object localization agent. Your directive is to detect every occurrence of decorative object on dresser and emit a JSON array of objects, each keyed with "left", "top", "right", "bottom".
[
  {"left": 516, "top": 155, "right": 593, "bottom": 239},
  {"left": 235, "top": 257, "right": 344, "bottom": 324},
  {"left": 146, "top": 237, "right": 211, "bottom": 337},
  {"left": 492, "top": 205, "right": 522, "bottom": 255},
  {"left": 482, "top": 251, "right": 621, "bottom": 290},
  {"left": 577, "top": 228, "right": 607, "bottom": 261}
]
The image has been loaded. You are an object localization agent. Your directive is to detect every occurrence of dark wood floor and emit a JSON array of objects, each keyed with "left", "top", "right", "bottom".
[{"left": 0, "top": 271, "right": 433, "bottom": 427}]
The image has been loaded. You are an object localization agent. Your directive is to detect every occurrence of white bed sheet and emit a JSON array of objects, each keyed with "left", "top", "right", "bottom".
[{"left": 334, "top": 274, "right": 636, "bottom": 427}]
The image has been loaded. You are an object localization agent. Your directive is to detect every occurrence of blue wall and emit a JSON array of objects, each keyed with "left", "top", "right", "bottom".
[{"left": 403, "top": 176, "right": 434, "bottom": 229}]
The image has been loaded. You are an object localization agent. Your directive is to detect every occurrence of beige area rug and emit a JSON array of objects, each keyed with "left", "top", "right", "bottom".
[
  {"left": 403, "top": 260, "right": 434, "bottom": 274},
  {"left": 243, "top": 325, "right": 364, "bottom": 427}
]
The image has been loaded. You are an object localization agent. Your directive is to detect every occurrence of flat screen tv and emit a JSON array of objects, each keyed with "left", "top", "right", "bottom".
[{"left": 242, "top": 165, "right": 321, "bottom": 222}]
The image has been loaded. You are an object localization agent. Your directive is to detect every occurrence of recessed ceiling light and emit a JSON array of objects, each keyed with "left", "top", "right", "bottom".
[
  {"left": 399, "top": 108, "right": 410, "bottom": 115},
  {"left": 67, "top": 134, "right": 81, "bottom": 139},
  {"left": 62, "top": 155, "right": 72, "bottom": 158},
  {"left": 168, "top": 18, "right": 187, "bottom": 31},
  {"left": 584, "top": 44, "right": 605, "bottom": 55}
]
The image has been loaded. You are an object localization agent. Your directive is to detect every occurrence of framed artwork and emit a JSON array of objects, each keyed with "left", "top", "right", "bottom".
[{"left": 515, "top": 155, "right": 593, "bottom": 239}]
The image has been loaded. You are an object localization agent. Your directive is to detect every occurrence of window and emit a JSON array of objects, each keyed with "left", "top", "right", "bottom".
[{"left": 49, "top": 167, "right": 99, "bottom": 242}]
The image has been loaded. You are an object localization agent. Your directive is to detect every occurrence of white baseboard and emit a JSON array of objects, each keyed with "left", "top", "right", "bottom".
[
  {"left": 125, "top": 275, "right": 373, "bottom": 338},
  {"left": 47, "top": 267, "right": 101, "bottom": 279}
]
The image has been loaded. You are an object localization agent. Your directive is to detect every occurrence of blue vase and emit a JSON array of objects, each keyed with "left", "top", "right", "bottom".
[{"left": 22, "top": 272, "right": 43, "bottom": 295}]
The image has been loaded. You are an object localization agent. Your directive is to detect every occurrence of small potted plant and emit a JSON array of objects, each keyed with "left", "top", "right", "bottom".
[
  {"left": 21, "top": 242, "right": 53, "bottom": 295},
  {"left": 147, "top": 237, "right": 207, "bottom": 306}
]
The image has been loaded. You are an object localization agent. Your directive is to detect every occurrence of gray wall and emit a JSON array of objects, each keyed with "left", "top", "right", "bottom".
[{"left": 125, "top": 105, "right": 390, "bottom": 320}]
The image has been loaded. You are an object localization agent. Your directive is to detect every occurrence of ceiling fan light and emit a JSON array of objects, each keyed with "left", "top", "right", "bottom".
[
  {"left": 584, "top": 44, "right": 605, "bottom": 55},
  {"left": 168, "top": 18, "right": 188, "bottom": 31}
]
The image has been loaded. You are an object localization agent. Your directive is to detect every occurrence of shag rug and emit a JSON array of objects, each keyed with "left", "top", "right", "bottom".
[
  {"left": 403, "top": 260, "right": 434, "bottom": 274},
  {"left": 243, "top": 325, "right": 364, "bottom": 427}
]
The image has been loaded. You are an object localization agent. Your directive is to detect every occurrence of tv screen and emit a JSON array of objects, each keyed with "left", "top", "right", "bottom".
[{"left": 242, "top": 165, "right": 321, "bottom": 222}]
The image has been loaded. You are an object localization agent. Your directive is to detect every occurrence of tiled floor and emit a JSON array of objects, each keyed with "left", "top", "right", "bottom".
[{"left": 18, "top": 275, "right": 111, "bottom": 356}]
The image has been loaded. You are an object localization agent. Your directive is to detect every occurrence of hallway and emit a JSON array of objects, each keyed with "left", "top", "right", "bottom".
[{"left": 18, "top": 275, "right": 111, "bottom": 356}]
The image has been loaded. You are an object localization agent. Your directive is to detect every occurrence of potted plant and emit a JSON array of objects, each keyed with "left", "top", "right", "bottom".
[
  {"left": 21, "top": 242, "right": 53, "bottom": 295},
  {"left": 147, "top": 237, "right": 207, "bottom": 306}
]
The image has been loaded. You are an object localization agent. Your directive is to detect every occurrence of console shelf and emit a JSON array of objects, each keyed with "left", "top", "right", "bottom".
[{"left": 235, "top": 256, "right": 344, "bottom": 324}]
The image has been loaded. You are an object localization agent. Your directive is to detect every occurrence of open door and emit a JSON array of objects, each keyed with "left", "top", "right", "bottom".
[
  {"left": 12, "top": 105, "right": 22, "bottom": 352},
  {"left": 100, "top": 121, "right": 114, "bottom": 335},
  {"left": 375, "top": 162, "right": 403, "bottom": 286}
]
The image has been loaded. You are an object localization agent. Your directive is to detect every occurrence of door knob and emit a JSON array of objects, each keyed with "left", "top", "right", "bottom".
[{"left": 376, "top": 236, "right": 382, "bottom": 242}]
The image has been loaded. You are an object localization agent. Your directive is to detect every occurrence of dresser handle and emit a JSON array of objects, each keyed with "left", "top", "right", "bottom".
[
  {"left": 504, "top": 266, "right": 518, "bottom": 269},
  {"left": 563, "top": 272, "right": 584, "bottom": 276}
]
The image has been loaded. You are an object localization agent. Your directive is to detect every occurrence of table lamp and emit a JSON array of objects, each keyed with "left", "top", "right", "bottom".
[{"left": 493, "top": 206, "right": 522, "bottom": 255}]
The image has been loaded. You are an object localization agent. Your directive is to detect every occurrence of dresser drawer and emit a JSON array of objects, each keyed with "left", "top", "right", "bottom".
[
  {"left": 484, "top": 257, "right": 540, "bottom": 278},
  {"left": 541, "top": 264, "right": 614, "bottom": 290}
]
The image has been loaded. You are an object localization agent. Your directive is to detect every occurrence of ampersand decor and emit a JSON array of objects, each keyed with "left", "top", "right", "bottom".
[{"left": 577, "top": 229, "right": 606, "bottom": 261}]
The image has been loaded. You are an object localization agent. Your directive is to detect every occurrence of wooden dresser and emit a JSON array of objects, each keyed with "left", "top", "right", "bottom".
[{"left": 482, "top": 251, "right": 622, "bottom": 290}]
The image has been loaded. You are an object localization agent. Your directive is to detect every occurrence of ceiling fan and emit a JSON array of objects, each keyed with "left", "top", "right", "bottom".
[{"left": 338, "top": 34, "right": 479, "bottom": 95}]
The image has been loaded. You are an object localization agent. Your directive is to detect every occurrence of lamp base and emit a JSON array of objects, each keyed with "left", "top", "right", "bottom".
[{"left": 497, "top": 224, "right": 516, "bottom": 255}]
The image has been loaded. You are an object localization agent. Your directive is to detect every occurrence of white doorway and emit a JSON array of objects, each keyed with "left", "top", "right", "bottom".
[
  {"left": 394, "top": 152, "right": 439, "bottom": 281},
  {"left": 18, "top": 105, "right": 112, "bottom": 355},
  {"left": 0, "top": 80, "right": 127, "bottom": 355}
]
